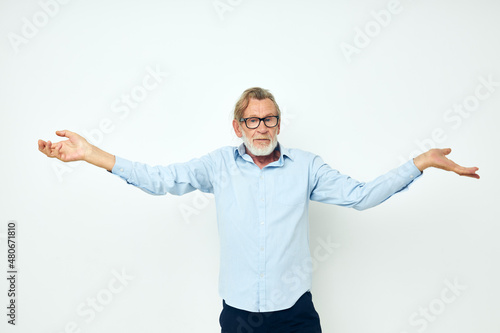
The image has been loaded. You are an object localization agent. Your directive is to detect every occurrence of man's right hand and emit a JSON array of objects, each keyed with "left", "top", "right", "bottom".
[
  {"left": 38, "top": 130, "right": 115, "bottom": 171},
  {"left": 38, "top": 130, "right": 90, "bottom": 162}
]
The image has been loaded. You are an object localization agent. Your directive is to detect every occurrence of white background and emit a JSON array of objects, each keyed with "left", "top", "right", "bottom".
[{"left": 1, "top": 0, "right": 499, "bottom": 332}]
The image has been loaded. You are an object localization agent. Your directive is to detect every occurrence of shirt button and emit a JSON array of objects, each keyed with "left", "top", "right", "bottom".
[
  {"left": 260, "top": 247, "right": 264, "bottom": 251},
  {"left": 260, "top": 176, "right": 264, "bottom": 180},
  {"left": 120, "top": 168, "right": 124, "bottom": 172},
  {"left": 260, "top": 221, "right": 264, "bottom": 225},
  {"left": 410, "top": 175, "right": 414, "bottom": 178},
  {"left": 260, "top": 273, "right": 264, "bottom": 278}
]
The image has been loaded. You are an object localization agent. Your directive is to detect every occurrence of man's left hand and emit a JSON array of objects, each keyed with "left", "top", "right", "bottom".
[{"left": 413, "top": 148, "right": 479, "bottom": 179}]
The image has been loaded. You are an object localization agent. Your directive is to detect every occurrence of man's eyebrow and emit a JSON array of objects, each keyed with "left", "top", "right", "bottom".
[{"left": 244, "top": 113, "right": 278, "bottom": 118}]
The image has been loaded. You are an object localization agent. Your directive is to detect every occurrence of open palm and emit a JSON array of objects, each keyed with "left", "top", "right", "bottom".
[
  {"left": 38, "top": 130, "right": 90, "bottom": 162},
  {"left": 427, "top": 148, "right": 479, "bottom": 179}
]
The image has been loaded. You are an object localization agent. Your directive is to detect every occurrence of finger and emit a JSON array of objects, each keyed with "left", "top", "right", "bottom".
[
  {"left": 463, "top": 166, "right": 479, "bottom": 175},
  {"left": 40, "top": 142, "right": 53, "bottom": 157},
  {"left": 46, "top": 141, "right": 54, "bottom": 156},
  {"left": 38, "top": 139, "right": 46, "bottom": 151},
  {"left": 56, "top": 129, "right": 75, "bottom": 141},
  {"left": 457, "top": 166, "right": 480, "bottom": 178},
  {"left": 441, "top": 148, "right": 452, "bottom": 156},
  {"left": 52, "top": 147, "right": 62, "bottom": 159},
  {"left": 460, "top": 172, "right": 480, "bottom": 179},
  {"left": 55, "top": 130, "right": 67, "bottom": 137},
  {"left": 51, "top": 142, "right": 62, "bottom": 155}
]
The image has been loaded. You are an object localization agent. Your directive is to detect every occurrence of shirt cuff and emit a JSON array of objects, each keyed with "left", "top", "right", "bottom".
[
  {"left": 402, "top": 159, "right": 423, "bottom": 180},
  {"left": 111, "top": 156, "right": 133, "bottom": 180}
]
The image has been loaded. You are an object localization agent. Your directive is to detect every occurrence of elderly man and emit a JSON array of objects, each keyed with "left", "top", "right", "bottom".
[{"left": 39, "top": 87, "right": 479, "bottom": 333}]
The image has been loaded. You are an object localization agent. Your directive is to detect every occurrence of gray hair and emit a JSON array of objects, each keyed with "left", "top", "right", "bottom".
[{"left": 233, "top": 87, "right": 281, "bottom": 121}]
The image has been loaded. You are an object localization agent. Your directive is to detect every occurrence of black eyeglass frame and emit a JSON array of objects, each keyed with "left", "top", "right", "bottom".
[{"left": 239, "top": 116, "right": 280, "bottom": 129}]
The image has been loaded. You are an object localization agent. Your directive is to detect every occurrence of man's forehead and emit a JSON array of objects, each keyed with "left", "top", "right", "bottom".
[{"left": 244, "top": 98, "right": 277, "bottom": 117}]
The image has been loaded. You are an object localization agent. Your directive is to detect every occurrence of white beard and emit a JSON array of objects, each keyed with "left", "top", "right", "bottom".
[{"left": 241, "top": 131, "right": 278, "bottom": 156}]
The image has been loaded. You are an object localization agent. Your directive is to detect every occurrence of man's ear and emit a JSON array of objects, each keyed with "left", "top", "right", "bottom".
[{"left": 233, "top": 119, "right": 243, "bottom": 138}]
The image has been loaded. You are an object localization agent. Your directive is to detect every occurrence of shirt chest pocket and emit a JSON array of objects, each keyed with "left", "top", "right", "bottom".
[{"left": 272, "top": 174, "right": 309, "bottom": 206}]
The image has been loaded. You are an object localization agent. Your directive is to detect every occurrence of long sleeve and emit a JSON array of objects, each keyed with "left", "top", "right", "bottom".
[
  {"left": 310, "top": 158, "right": 422, "bottom": 210},
  {"left": 111, "top": 155, "right": 215, "bottom": 196}
]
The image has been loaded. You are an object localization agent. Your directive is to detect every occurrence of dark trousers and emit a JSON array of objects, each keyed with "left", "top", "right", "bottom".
[{"left": 220, "top": 291, "right": 322, "bottom": 333}]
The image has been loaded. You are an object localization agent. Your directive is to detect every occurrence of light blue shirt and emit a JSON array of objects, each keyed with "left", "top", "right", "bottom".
[{"left": 111, "top": 143, "right": 422, "bottom": 312}]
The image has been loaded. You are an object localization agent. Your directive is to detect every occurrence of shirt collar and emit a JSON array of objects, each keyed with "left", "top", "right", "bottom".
[{"left": 278, "top": 143, "right": 293, "bottom": 161}]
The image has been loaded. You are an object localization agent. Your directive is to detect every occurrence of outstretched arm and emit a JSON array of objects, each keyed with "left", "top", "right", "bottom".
[
  {"left": 38, "top": 130, "right": 115, "bottom": 171},
  {"left": 413, "top": 148, "right": 479, "bottom": 179}
]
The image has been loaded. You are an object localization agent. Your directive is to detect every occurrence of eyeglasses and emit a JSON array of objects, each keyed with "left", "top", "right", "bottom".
[{"left": 240, "top": 116, "right": 279, "bottom": 129}]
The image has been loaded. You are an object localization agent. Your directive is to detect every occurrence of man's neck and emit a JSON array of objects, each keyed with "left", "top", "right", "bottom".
[{"left": 246, "top": 148, "right": 281, "bottom": 169}]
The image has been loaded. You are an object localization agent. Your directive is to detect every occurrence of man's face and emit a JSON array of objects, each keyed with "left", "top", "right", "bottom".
[{"left": 232, "top": 98, "right": 281, "bottom": 157}]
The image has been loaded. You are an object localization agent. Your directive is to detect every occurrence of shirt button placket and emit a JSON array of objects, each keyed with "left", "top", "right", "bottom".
[{"left": 258, "top": 170, "right": 266, "bottom": 311}]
